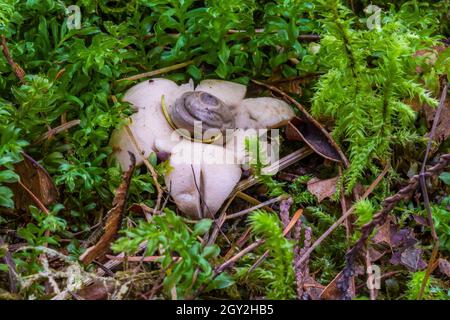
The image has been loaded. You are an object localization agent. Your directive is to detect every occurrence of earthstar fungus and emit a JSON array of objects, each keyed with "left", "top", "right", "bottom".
[{"left": 110, "top": 79, "right": 295, "bottom": 219}]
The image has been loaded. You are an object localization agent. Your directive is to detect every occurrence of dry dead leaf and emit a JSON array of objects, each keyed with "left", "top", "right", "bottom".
[
  {"left": 424, "top": 98, "right": 450, "bottom": 147},
  {"left": 319, "top": 270, "right": 355, "bottom": 300},
  {"left": 11, "top": 152, "right": 57, "bottom": 210},
  {"left": 438, "top": 258, "right": 450, "bottom": 278},
  {"left": 286, "top": 116, "right": 345, "bottom": 164},
  {"left": 413, "top": 46, "right": 447, "bottom": 73},
  {"left": 80, "top": 154, "right": 135, "bottom": 265},
  {"left": 75, "top": 280, "right": 118, "bottom": 300},
  {"left": 400, "top": 247, "right": 426, "bottom": 271},
  {"left": 306, "top": 176, "right": 338, "bottom": 203},
  {"left": 373, "top": 220, "right": 391, "bottom": 246},
  {"left": 302, "top": 276, "right": 325, "bottom": 300},
  {"left": 268, "top": 79, "right": 303, "bottom": 96},
  {"left": 368, "top": 247, "right": 385, "bottom": 263}
]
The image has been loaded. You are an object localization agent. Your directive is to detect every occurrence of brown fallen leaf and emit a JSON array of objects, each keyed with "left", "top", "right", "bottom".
[
  {"left": 267, "top": 78, "right": 304, "bottom": 96},
  {"left": 11, "top": 152, "right": 58, "bottom": 210},
  {"left": 319, "top": 270, "right": 355, "bottom": 300},
  {"left": 413, "top": 46, "right": 447, "bottom": 75},
  {"left": 424, "top": 98, "right": 450, "bottom": 147},
  {"left": 286, "top": 116, "right": 346, "bottom": 165},
  {"left": 367, "top": 247, "right": 385, "bottom": 263},
  {"left": 302, "top": 276, "right": 325, "bottom": 300},
  {"left": 438, "top": 258, "right": 450, "bottom": 278},
  {"left": 372, "top": 219, "right": 391, "bottom": 246},
  {"left": 80, "top": 153, "right": 136, "bottom": 265},
  {"left": 1, "top": 35, "right": 26, "bottom": 83},
  {"left": 400, "top": 247, "right": 427, "bottom": 271},
  {"left": 75, "top": 280, "right": 118, "bottom": 300},
  {"left": 306, "top": 176, "right": 338, "bottom": 203},
  {"left": 129, "top": 203, "right": 158, "bottom": 220}
]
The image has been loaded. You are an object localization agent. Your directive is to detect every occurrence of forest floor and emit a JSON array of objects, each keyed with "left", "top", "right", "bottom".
[{"left": 0, "top": 0, "right": 449, "bottom": 300}]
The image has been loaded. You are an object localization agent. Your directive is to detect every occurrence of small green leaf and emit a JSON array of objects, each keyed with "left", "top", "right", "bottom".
[
  {"left": 439, "top": 172, "right": 450, "bottom": 185},
  {"left": 202, "top": 245, "right": 220, "bottom": 259},
  {"left": 193, "top": 219, "right": 212, "bottom": 236},
  {"left": 0, "top": 186, "right": 14, "bottom": 208},
  {"left": 149, "top": 152, "right": 158, "bottom": 167},
  {"left": 0, "top": 170, "right": 19, "bottom": 183},
  {"left": 187, "top": 64, "right": 202, "bottom": 80},
  {"left": 206, "top": 272, "right": 234, "bottom": 292}
]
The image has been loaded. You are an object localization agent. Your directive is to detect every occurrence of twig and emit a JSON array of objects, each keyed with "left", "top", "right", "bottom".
[
  {"left": 92, "top": 261, "right": 115, "bottom": 277},
  {"left": 207, "top": 147, "right": 311, "bottom": 249},
  {"left": 216, "top": 240, "right": 265, "bottom": 274},
  {"left": 105, "top": 255, "right": 181, "bottom": 263},
  {"left": 338, "top": 153, "right": 450, "bottom": 300},
  {"left": 188, "top": 166, "right": 229, "bottom": 244},
  {"left": 32, "top": 120, "right": 81, "bottom": 145},
  {"left": 339, "top": 165, "right": 351, "bottom": 240},
  {"left": 205, "top": 210, "right": 227, "bottom": 247},
  {"left": 190, "top": 207, "right": 302, "bottom": 299},
  {"left": 118, "top": 61, "right": 193, "bottom": 82},
  {"left": 17, "top": 180, "right": 51, "bottom": 215},
  {"left": 298, "top": 163, "right": 390, "bottom": 266},
  {"left": 17, "top": 179, "right": 52, "bottom": 293},
  {"left": 225, "top": 195, "right": 287, "bottom": 220},
  {"left": 247, "top": 250, "right": 270, "bottom": 274},
  {"left": 236, "top": 191, "right": 276, "bottom": 212},
  {"left": 248, "top": 206, "right": 302, "bottom": 274},
  {"left": 418, "top": 81, "right": 448, "bottom": 299},
  {"left": 124, "top": 125, "right": 164, "bottom": 211},
  {"left": 283, "top": 208, "right": 303, "bottom": 237},
  {"left": 0, "top": 236, "right": 18, "bottom": 293},
  {"left": 233, "top": 147, "right": 313, "bottom": 194},
  {"left": 1, "top": 35, "right": 26, "bottom": 83}
]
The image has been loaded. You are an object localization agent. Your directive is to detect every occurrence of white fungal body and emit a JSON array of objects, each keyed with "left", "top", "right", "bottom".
[
  {"left": 157, "top": 139, "right": 242, "bottom": 220},
  {"left": 110, "top": 78, "right": 295, "bottom": 219}
]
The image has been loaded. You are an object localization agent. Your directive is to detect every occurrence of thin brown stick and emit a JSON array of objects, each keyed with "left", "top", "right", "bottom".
[
  {"left": 216, "top": 239, "right": 265, "bottom": 274},
  {"left": 339, "top": 166, "right": 351, "bottom": 240},
  {"left": 118, "top": 61, "right": 193, "bottom": 82},
  {"left": 298, "top": 163, "right": 390, "bottom": 266},
  {"left": 1, "top": 35, "right": 26, "bottom": 83},
  {"left": 191, "top": 207, "right": 303, "bottom": 299},
  {"left": 283, "top": 209, "right": 303, "bottom": 237},
  {"left": 339, "top": 153, "right": 450, "bottom": 299},
  {"left": 418, "top": 81, "right": 448, "bottom": 299},
  {"left": 226, "top": 195, "right": 287, "bottom": 220},
  {"left": 236, "top": 191, "right": 276, "bottom": 212},
  {"left": 248, "top": 208, "right": 303, "bottom": 274},
  {"left": 233, "top": 147, "right": 313, "bottom": 194},
  {"left": 32, "top": 119, "right": 81, "bottom": 145},
  {"left": 17, "top": 179, "right": 52, "bottom": 293},
  {"left": 17, "top": 180, "right": 51, "bottom": 215},
  {"left": 105, "top": 254, "right": 180, "bottom": 263},
  {"left": 124, "top": 125, "right": 164, "bottom": 211},
  {"left": 247, "top": 250, "right": 270, "bottom": 274}
]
